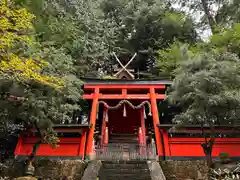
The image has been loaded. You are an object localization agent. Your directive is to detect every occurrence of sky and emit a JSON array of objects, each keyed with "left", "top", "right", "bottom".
[{"left": 171, "top": 2, "right": 218, "bottom": 41}]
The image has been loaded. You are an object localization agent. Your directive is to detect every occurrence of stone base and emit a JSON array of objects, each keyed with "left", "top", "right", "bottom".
[
  {"left": 14, "top": 176, "right": 37, "bottom": 180},
  {"left": 0, "top": 159, "right": 87, "bottom": 180},
  {"left": 160, "top": 160, "right": 208, "bottom": 180}
]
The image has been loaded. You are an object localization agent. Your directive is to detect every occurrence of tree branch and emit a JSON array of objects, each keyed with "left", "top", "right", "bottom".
[{"left": 200, "top": 0, "right": 217, "bottom": 34}]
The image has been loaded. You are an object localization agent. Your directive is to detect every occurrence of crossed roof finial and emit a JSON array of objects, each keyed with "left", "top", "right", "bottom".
[{"left": 113, "top": 52, "right": 137, "bottom": 80}]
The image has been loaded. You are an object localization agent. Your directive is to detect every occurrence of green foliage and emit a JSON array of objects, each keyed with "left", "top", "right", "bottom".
[
  {"left": 170, "top": 0, "right": 227, "bottom": 33},
  {"left": 156, "top": 42, "right": 191, "bottom": 79},
  {"left": 215, "top": 0, "right": 240, "bottom": 26},
  {"left": 168, "top": 52, "right": 240, "bottom": 126},
  {"left": 100, "top": 0, "right": 198, "bottom": 73},
  {"left": 219, "top": 152, "right": 231, "bottom": 164},
  {"left": 21, "top": 0, "right": 119, "bottom": 78},
  {"left": 210, "top": 23, "right": 240, "bottom": 56},
  {"left": 155, "top": 22, "right": 240, "bottom": 79},
  {"left": 219, "top": 152, "right": 230, "bottom": 160},
  {"left": 0, "top": 1, "right": 83, "bottom": 157}
]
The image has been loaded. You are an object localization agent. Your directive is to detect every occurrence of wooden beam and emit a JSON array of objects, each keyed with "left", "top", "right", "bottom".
[
  {"left": 113, "top": 52, "right": 137, "bottom": 77},
  {"left": 84, "top": 84, "right": 165, "bottom": 90},
  {"left": 122, "top": 88, "right": 127, "bottom": 99},
  {"left": 83, "top": 94, "right": 165, "bottom": 100},
  {"left": 23, "top": 137, "right": 81, "bottom": 144},
  {"left": 54, "top": 128, "right": 86, "bottom": 133}
]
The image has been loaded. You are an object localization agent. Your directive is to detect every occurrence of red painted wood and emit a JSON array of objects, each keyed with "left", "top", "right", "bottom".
[
  {"left": 79, "top": 131, "right": 86, "bottom": 159},
  {"left": 84, "top": 84, "right": 165, "bottom": 90},
  {"left": 101, "top": 107, "right": 107, "bottom": 146},
  {"left": 150, "top": 87, "right": 163, "bottom": 157},
  {"left": 15, "top": 137, "right": 81, "bottom": 156},
  {"left": 167, "top": 128, "right": 237, "bottom": 134},
  {"left": 23, "top": 137, "right": 80, "bottom": 144},
  {"left": 83, "top": 94, "right": 165, "bottom": 100},
  {"left": 122, "top": 89, "right": 127, "bottom": 96},
  {"left": 29, "top": 128, "right": 89, "bottom": 133},
  {"left": 167, "top": 137, "right": 240, "bottom": 157},
  {"left": 52, "top": 128, "right": 87, "bottom": 133},
  {"left": 14, "top": 136, "right": 23, "bottom": 155},
  {"left": 19, "top": 144, "right": 79, "bottom": 156},
  {"left": 108, "top": 105, "right": 141, "bottom": 134},
  {"left": 160, "top": 129, "right": 170, "bottom": 156},
  {"left": 85, "top": 88, "right": 99, "bottom": 156},
  {"left": 140, "top": 108, "right": 146, "bottom": 145},
  {"left": 15, "top": 134, "right": 240, "bottom": 158},
  {"left": 104, "top": 127, "right": 109, "bottom": 145},
  {"left": 138, "top": 127, "right": 143, "bottom": 145}
]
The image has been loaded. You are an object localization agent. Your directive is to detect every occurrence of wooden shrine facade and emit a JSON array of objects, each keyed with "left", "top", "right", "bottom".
[
  {"left": 158, "top": 124, "right": 240, "bottom": 160},
  {"left": 14, "top": 79, "right": 240, "bottom": 160},
  {"left": 14, "top": 124, "right": 90, "bottom": 159},
  {"left": 82, "top": 79, "right": 171, "bottom": 159}
]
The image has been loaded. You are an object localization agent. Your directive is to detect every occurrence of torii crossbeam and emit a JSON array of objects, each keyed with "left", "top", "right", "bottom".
[{"left": 113, "top": 52, "right": 137, "bottom": 79}]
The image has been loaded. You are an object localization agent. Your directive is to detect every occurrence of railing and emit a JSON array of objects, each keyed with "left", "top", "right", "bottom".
[{"left": 94, "top": 143, "right": 157, "bottom": 160}]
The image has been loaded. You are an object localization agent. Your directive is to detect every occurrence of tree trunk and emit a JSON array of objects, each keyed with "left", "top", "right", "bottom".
[
  {"left": 24, "top": 124, "right": 45, "bottom": 176},
  {"left": 200, "top": 0, "right": 218, "bottom": 34},
  {"left": 201, "top": 137, "right": 214, "bottom": 168}
]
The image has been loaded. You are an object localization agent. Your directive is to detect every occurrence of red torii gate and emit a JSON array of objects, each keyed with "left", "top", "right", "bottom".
[{"left": 83, "top": 80, "right": 168, "bottom": 158}]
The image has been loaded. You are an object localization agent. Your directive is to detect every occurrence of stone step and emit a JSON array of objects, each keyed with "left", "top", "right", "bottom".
[
  {"left": 102, "top": 160, "right": 148, "bottom": 164},
  {"left": 102, "top": 173, "right": 151, "bottom": 179},
  {"left": 108, "top": 139, "right": 138, "bottom": 143},
  {"left": 103, "top": 143, "right": 140, "bottom": 150},
  {"left": 102, "top": 176, "right": 151, "bottom": 180},
  {"left": 102, "top": 168, "right": 150, "bottom": 174},
  {"left": 99, "top": 144, "right": 139, "bottom": 150},
  {"left": 99, "top": 160, "right": 152, "bottom": 180},
  {"left": 103, "top": 164, "right": 149, "bottom": 169},
  {"left": 102, "top": 162, "right": 149, "bottom": 169},
  {"left": 110, "top": 134, "right": 138, "bottom": 138},
  {"left": 109, "top": 137, "right": 138, "bottom": 141},
  {"left": 109, "top": 134, "right": 139, "bottom": 144},
  {"left": 110, "top": 133, "right": 137, "bottom": 137}
]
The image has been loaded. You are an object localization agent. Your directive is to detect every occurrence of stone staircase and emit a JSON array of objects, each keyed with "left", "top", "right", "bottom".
[
  {"left": 98, "top": 160, "right": 151, "bottom": 180},
  {"left": 109, "top": 133, "right": 139, "bottom": 144}
]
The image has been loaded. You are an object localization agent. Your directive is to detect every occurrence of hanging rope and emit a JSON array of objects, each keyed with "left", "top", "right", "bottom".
[{"left": 98, "top": 100, "right": 152, "bottom": 116}]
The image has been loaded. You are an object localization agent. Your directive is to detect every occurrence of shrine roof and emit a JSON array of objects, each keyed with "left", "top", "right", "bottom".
[
  {"left": 53, "top": 124, "right": 90, "bottom": 128},
  {"left": 82, "top": 78, "right": 172, "bottom": 85},
  {"left": 157, "top": 124, "right": 240, "bottom": 130}
]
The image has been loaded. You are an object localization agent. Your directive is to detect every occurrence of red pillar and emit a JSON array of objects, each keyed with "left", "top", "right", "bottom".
[
  {"left": 140, "top": 107, "right": 146, "bottom": 146},
  {"left": 138, "top": 127, "right": 143, "bottom": 155},
  {"left": 161, "top": 129, "right": 170, "bottom": 157},
  {"left": 85, "top": 88, "right": 99, "bottom": 158},
  {"left": 79, "top": 130, "right": 87, "bottom": 159},
  {"left": 149, "top": 87, "right": 163, "bottom": 157},
  {"left": 101, "top": 107, "right": 107, "bottom": 146},
  {"left": 14, "top": 136, "right": 23, "bottom": 155},
  {"left": 103, "top": 127, "right": 109, "bottom": 145},
  {"left": 138, "top": 127, "right": 143, "bottom": 145}
]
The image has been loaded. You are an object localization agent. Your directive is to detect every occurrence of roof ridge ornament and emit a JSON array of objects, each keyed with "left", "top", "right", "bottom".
[{"left": 113, "top": 52, "right": 137, "bottom": 79}]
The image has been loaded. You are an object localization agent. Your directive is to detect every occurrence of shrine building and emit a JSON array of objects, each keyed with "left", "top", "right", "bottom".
[{"left": 14, "top": 54, "right": 240, "bottom": 161}]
